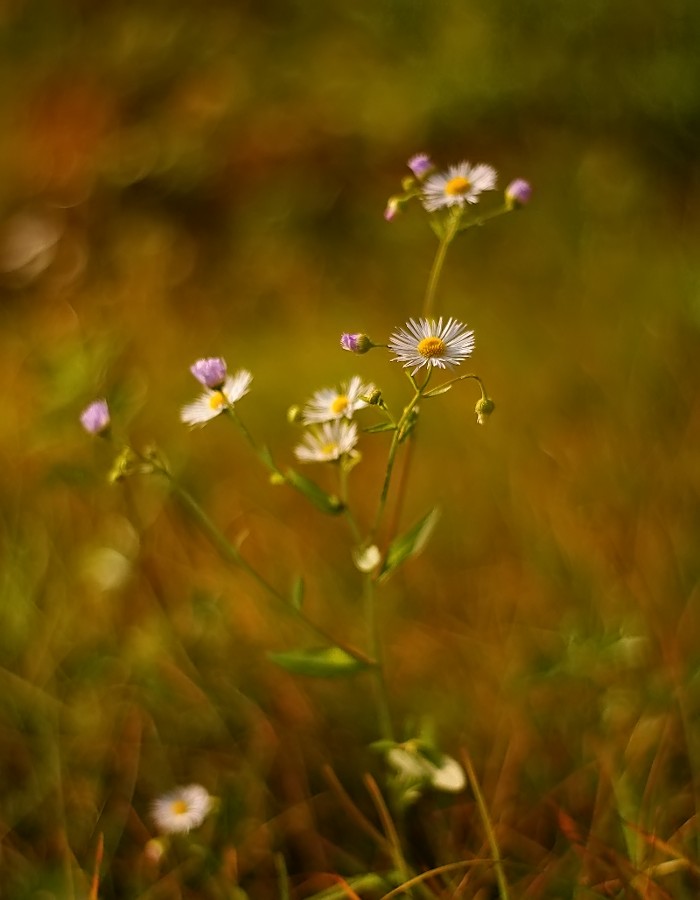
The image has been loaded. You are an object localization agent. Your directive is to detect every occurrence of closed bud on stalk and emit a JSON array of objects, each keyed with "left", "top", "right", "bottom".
[{"left": 475, "top": 396, "right": 495, "bottom": 424}]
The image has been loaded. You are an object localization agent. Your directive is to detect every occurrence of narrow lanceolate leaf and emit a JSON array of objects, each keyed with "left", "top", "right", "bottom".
[
  {"left": 423, "top": 383, "right": 453, "bottom": 398},
  {"left": 283, "top": 468, "right": 345, "bottom": 515},
  {"left": 362, "top": 421, "right": 398, "bottom": 434},
  {"left": 290, "top": 576, "right": 304, "bottom": 610},
  {"left": 379, "top": 507, "right": 440, "bottom": 581},
  {"left": 268, "top": 646, "right": 370, "bottom": 678}
]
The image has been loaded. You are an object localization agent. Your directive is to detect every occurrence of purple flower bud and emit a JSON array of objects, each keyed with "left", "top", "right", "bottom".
[
  {"left": 190, "top": 357, "right": 227, "bottom": 388},
  {"left": 340, "top": 333, "right": 372, "bottom": 354},
  {"left": 505, "top": 179, "right": 532, "bottom": 208},
  {"left": 80, "top": 399, "right": 110, "bottom": 436},
  {"left": 407, "top": 153, "right": 434, "bottom": 179}
]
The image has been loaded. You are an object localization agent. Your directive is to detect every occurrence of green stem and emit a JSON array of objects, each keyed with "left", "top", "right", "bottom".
[
  {"left": 423, "top": 213, "right": 459, "bottom": 319},
  {"left": 338, "top": 463, "right": 362, "bottom": 544},
  {"left": 423, "top": 372, "right": 488, "bottom": 399},
  {"left": 154, "top": 464, "right": 373, "bottom": 666},
  {"left": 464, "top": 752, "right": 510, "bottom": 900},
  {"left": 228, "top": 407, "right": 281, "bottom": 476},
  {"left": 369, "top": 382, "right": 424, "bottom": 542},
  {"left": 364, "top": 574, "right": 394, "bottom": 741},
  {"left": 423, "top": 201, "right": 515, "bottom": 319}
]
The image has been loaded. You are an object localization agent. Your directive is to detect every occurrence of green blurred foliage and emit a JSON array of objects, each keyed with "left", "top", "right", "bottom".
[{"left": 1, "top": 0, "right": 700, "bottom": 895}]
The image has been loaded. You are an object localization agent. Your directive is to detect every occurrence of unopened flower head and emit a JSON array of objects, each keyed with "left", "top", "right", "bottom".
[
  {"left": 505, "top": 178, "right": 532, "bottom": 209},
  {"left": 475, "top": 396, "right": 495, "bottom": 425},
  {"left": 302, "top": 376, "right": 374, "bottom": 425},
  {"left": 190, "top": 357, "right": 227, "bottom": 388},
  {"left": 388, "top": 317, "right": 474, "bottom": 375},
  {"left": 181, "top": 369, "right": 252, "bottom": 427},
  {"left": 80, "top": 399, "right": 110, "bottom": 436},
  {"left": 384, "top": 196, "right": 402, "bottom": 221},
  {"left": 421, "top": 161, "right": 497, "bottom": 212},
  {"left": 151, "top": 784, "right": 212, "bottom": 834},
  {"left": 340, "top": 332, "right": 373, "bottom": 354},
  {"left": 294, "top": 420, "right": 358, "bottom": 464},
  {"left": 407, "top": 153, "right": 434, "bottom": 180}
]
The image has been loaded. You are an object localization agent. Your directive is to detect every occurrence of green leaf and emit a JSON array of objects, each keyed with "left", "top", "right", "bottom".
[
  {"left": 423, "top": 383, "right": 453, "bottom": 398},
  {"left": 363, "top": 422, "right": 397, "bottom": 434},
  {"left": 268, "top": 646, "right": 370, "bottom": 678},
  {"left": 379, "top": 507, "right": 440, "bottom": 581},
  {"left": 283, "top": 469, "right": 345, "bottom": 515},
  {"left": 290, "top": 576, "right": 304, "bottom": 610}
]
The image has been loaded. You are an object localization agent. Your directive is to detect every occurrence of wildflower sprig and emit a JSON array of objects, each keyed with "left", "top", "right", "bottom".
[
  {"left": 81, "top": 148, "right": 529, "bottom": 878},
  {"left": 386, "top": 153, "right": 531, "bottom": 316}
]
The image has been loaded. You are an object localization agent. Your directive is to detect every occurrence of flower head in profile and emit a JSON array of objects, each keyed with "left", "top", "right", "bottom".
[
  {"left": 181, "top": 369, "right": 252, "bottom": 427},
  {"left": 190, "top": 357, "right": 227, "bottom": 388},
  {"left": 421, "top": 161, "right": 497, "bottom": 212},
  {"left": 294, "top": 420, "right": 358, "bottom": 464},
  {"left": 302, "top": 376, "right": 374, "bottom": 425},
  {"left": 340, "top": 332, "right": 373, "bottom": 354},
  {"left": 151, "top": 784, "right": 212, "bottom": 834},
  {"left": 388, "top": 317, "right": 474, "bottom": 376},
  {"left": 80, "top": 399, "right": 110, "bottom": 436}
]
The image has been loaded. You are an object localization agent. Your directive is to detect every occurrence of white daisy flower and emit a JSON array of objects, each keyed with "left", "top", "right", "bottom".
[
  {"left": 151, "top": 784, "right": 212, "bottom": 834},
  {"left": 388, "top": 317, "right": 474, "bottom": 376},
  {"left": 302, "top": 376, "right": 374, "bottom": 425},
  {"left": 294, "top": 420, "right": 358, "bottom": 464},
  {"left": 181, "top": 370, "right": 252, "bottom": 427},
  {"left": 421, "top": 161, "right": 497, "bottom": 212}
]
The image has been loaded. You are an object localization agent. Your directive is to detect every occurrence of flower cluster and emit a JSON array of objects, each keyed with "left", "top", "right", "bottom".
[
  {"left": 291, "top": 376, "right": 375, "bottom": 464},
  {"left": 385, "top": 152, "right": 531, "bottom": 222}
]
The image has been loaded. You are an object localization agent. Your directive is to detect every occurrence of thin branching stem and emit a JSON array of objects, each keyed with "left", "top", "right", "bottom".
[{"left": 154, "top": 464, "right": 374, "bottom": 666}]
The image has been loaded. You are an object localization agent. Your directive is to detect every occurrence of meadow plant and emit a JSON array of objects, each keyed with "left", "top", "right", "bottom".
[{"left": 81, "top": 154, "right": 531, "bottom": 894}]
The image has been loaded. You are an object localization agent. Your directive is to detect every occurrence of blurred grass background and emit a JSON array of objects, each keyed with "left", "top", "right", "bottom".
[{"left": 2, "top": 0, "right": 700, "bottom": 896}]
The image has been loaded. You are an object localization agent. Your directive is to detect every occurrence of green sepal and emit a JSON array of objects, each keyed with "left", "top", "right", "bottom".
[
  {"left": 379, "top": 507, "right": 440, "bottom": 581},
  {"left": 268, "top": 646, "right": 370, "bottom": 678},
  {"left": 283, "top": 468, "right": 345, "bottom": 515}
]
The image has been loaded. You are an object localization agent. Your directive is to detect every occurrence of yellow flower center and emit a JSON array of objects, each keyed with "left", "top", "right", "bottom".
[
  {"left": 445, "top": 175, "right": 471, "bottom": 196},
  {"left": 208, "top": 391, "right": 227, "bottom": 411},
  {"left": 321, "top": 442, "right": 338, "bottom": 457},
  {"left": 417, "top": 336, "right": 446, "bottom": 359},
  {"left": 331, "top": 395, "right": 349, "bottom": 415},
  {"left": 171, "top": 800, "right": 189, "bottom": 816}
]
